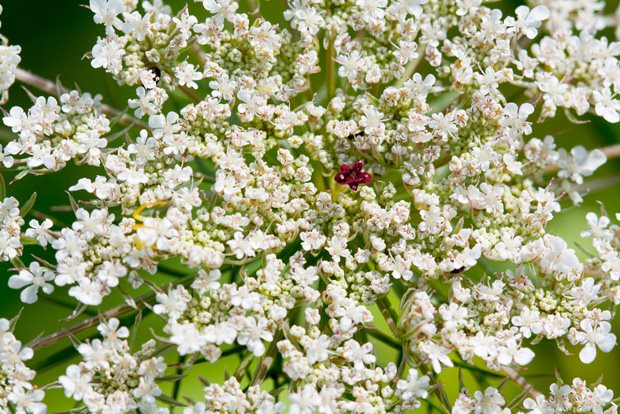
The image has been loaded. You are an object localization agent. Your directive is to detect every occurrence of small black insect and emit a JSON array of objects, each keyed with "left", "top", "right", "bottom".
[
  {"left": 450, "top": 266, "right": 466, "bottom": 274},
  {"left": 347, "top": 131, "right": 365, "bottom": 140},
  {"left": 149, "top": 66, "right": 162, "bottom": 84}
]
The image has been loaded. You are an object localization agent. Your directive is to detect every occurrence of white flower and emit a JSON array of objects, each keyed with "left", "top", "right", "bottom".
[
  {"left": 574, "top": 320, "right": 616, "bottom": 364},
  {"left": 90, "top": 36, "right": 125, "bottom": 73},
  {"left": 0, "top": 40, "right": 21, "bottom": 104},
  {"left": 305, "top": 334, "right": 331, "bottom": 364},
  {"left": 593, "top": 88, "right": 620, "bottom": 123},
  {"left": 496, "top": 338, "right": 535, "bottom": 366},
  {"left": 289, "top": 384, "right": 320, "bottom": 414},
  {"left": 89, "top": 0, "right": 124, "bottom": 30},
  {"left": 522, "top": 395, "right": 553, "bottom": 414},
  {"left": 237, "top": 316, "right": 273, "bottom": 356},
  {"left": 557, "top": 146, "right": 607, "bottom": 185},
  {"left": 7, "top": 387, "right": 47, "bottom": 414},
  {"left": 25, "top": 219, "right": 54, "bottom": 247},
  {"left": 68, "top": 278, "right": 104, "bottom": 306},
  {"left": 300, "top": 229, "right": 326, "bottom": 251},
  {"left": 511, "top": 307, "right": 542, "bottom": 339},
  {"left": 336, "top": 50, "right": 362, "bottom": 80},
  {"left": 501, "top": 102, "right": 534, "bottom": 137},
  {"left": 59, "top": 365, "right": 93, "bottom": 400},
  {"left": 8, "top": 262, "right": 55, "bottom": 304},
  {"left": 0, "top": 229, "right": 21, "bottom": 261},
  {"left": 419, "top": 341, "right": 453, "bottom": 373},
  {"left": 581, "top": 212, "right": 612, "bottom": 241},
  {"left": 3, "top": 106, "right": 28, "bottom": 133},
  {"left": 97, "top": 318, "right": 129, "bottom": 344},
  {"left": 201, "top": 0, "right": 238, "bottom": 23},
  {"left": 169, "top": 321, "right": 207, "bottom": 355},
  {"left": 396, "top": 369, "right": 429, "bottom": 402},
  {"left": 505, "top": 6, "right": 549, "bottom": 39},
  {"left": 342, "top": 340, "right": 375, "bottom": 368},
  {"left": 174, "top": 62, "right": 203, "bottom": 89},
  {"left": 153, "top": 285, "right": 189, "bottom": 319},
  {"left": 473, "top": 387, "right": 507, "bottom": 414}
]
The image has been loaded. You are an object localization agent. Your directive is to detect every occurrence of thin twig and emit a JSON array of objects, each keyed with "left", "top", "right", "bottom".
[{"left": 502, "top": 366, "right": 542, "bottom": 399}]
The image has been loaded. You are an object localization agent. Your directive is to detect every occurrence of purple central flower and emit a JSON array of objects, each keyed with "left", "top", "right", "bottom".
[{"left": 334, "top": 160, "right": 372, "bottom": 191}]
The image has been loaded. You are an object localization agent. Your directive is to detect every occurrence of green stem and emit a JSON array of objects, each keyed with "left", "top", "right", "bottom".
[
  {"left": 376, "top": 297, "right": 400, "bottom": 338},
  {"left": 326, "top": 33, "right": 336, "bottom": 103},
  {"left": 171, "top": 354, "right": 186, "bottom": 411},
  {"left": 366, "top": 328, "right": 400, "bottom": 349},
  {"left": 413, "top": 355, "right": 453, "bottom": 412}
]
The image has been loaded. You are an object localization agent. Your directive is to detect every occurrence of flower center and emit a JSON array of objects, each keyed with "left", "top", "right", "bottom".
[{"left": 334, "top": 160, "right": 372, "bottom": 191}]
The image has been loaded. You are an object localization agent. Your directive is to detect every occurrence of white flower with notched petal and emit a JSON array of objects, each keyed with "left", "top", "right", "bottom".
[
  {"left": 8, "top": 262, "right": 55, "bottom": 304},
  {"left": 89, "top": 0, "right": 124, "bottom": 30},
  {"left": 501, "top": 102, "right": 534, "bottom": 137},
  {"left": 237, "top": 316, "right": 273, "bottom": 356},
  {"left": 396, "top": 369, "right": 429, "bottom": 403},
  {"left": 7, "top": 386, "right": 47, "bottom": 414},
  {"left": 419, "top": 341, "right": 453, "bottom": 373},
  {"left": 593, "top": 88, "right": 620, "bottom": 123},
  {"left": 574, "top": 319, "right": 616, "bottom": 364},
  {"left": 59, "top": 364, "right": 93, "bottom": 400},
  {"left": 473, "top": 387, "right": 508, "bottom": 413},
  {"left": 505, "top": 5, "right": 550, "bottom": 39}
]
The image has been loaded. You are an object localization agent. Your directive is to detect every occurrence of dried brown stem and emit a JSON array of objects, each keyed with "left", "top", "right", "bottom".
[{"left": 502, "top": 366, "right": 542, "bottom": 399}]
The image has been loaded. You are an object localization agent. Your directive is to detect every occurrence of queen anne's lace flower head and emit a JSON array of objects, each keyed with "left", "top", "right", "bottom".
[{"left": 1, "top": 0, "right": 620, "bottom": 412}]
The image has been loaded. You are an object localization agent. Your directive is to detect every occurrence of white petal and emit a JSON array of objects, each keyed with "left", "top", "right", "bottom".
[
  {"left": 20, "top": 285, "right": 38, "bottom": 304},
  {"left": 41, "top": 283, "right": 54, "bottom": 295},
  {"left": 515, "top": 348, "right": 535, "bottom": 365},
  {"left": 8, "top": 274, "right": 32, "bottom": 289},
  {"left": 585, "top": 149, "right": 607, "bottom": 173},
  {"left": 579, "top": 342, "right": 597, "bottom": 364},
  {"left": 528, "top": 6, "right": 549, "bottom": 22},
  {"left": 597, "top": 333, "right": 616, "bottom": 353},
  {"left": 520, "top": 103, "right": 534, "bottom": 117}
]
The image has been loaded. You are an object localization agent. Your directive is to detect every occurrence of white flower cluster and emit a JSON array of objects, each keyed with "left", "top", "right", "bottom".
[
  {"left": 0, "top": 318, "right": 45, "bottom": 414},
  {"left": 58, "top": 318, "right": 167, "bottom": 413},
  {"left": 0, "top": 5, "right": 21, "bottom": 104},
  {"left": 0, "top": 0, "right": 619, "bottom": 412},
  {"left": 453, "top": 377, "right": 616, "bottom": 414},
  {"left": 583, "top": 212, "right": 620, "bottom": 285},
  {"left": 277, "top": 319, "right": 430, "bottom": 412},
  {"left": 521, "top": 377, "right": 615, "bottom": 414},
  {"left": 2, "top": 91, "right": 109, "bottom": 174},
  {"left": 183, "top": 377, "right": 283, "bottom": 413},
  {"left": 0, "top": 197, "right": 24, "bottom": 262}
]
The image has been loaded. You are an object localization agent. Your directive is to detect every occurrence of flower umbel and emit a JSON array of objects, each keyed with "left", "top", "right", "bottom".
[{"left": 0, "top": 0, "right": 619, "bottom": 412}]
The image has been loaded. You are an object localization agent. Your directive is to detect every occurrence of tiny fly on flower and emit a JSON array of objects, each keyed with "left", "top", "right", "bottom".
[{"left": 149, "top": 66, "right": 161, "bottom": 83}]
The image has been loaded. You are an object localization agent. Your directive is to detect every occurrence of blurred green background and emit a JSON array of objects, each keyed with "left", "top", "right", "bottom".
[{"left": 0, "top": 0, "right": 620, "bottom": 411}]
